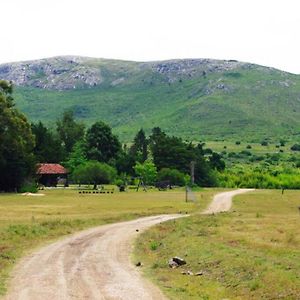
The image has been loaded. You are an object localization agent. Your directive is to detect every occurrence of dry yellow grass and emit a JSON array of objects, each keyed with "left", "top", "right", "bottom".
[
  {"left": 134, "top": 189, "right": 300, "bottom": 299},
  {"left": 0, "top": 187, "right": 220, "bottom": 295}
]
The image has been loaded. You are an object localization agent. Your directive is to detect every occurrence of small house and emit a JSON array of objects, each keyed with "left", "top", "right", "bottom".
[{"left": 37, "top": 163, "right": 68, "bottom": 187}]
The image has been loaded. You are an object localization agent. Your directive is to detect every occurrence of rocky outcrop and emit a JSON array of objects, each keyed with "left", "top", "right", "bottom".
[
  {"left": 0, "top": 56, "right": 103, "bottom": 90},
  {"left": 0, "top": 56, "right": 248, "bottom": 91},
  {"left": 0, "top": 56, "right": 290, "bottom": 93}
]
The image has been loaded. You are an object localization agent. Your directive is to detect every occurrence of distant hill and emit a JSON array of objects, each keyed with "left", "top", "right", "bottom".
[{"left": 1, "top": 56, "right": 300, "bottom": 142}]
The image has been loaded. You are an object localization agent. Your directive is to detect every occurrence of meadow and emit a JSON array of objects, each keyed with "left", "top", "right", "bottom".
[
  {"left": 0, "top": 187, "right": 218, "bottom": 296},
  {"left": 134, "top": 189, "right": 300, "bottom": 299},
  {"left": 204, "top": 140, "right": 300, "bottom": 189}
]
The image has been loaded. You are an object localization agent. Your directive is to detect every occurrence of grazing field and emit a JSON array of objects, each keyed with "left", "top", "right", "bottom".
[
  {"left": 0, "top": 187, "right": 219, "bottom": 296},
  {"left": 134, "top": 190, "right": 300, "bottom": 299},
  {"left": 205, "top": 140, "right": 296, "bottom": 154}
]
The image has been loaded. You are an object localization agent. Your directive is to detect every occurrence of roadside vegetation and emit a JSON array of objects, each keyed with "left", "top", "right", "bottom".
[{"left": 134, "top": 189, "right": 300, "bottom": 299}]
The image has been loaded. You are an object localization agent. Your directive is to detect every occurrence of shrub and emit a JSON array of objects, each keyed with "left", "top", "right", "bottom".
[
  {"left": 73, "top": 161, "right": 117, "bottom": 188},
  {"left": 235, "top": 141, "right": 241, "bottom": 145},
  {"left": 261, "top": 140, "right": 268, "bottom": 146},
  {"left": 228, "top": 152, "right": 235, "bottom": 158},
  {"left": 240, "top": 150, "right": 252, "bottom": 156},
  {"left": 246, "top": 145, "right": 252, "bottom": 149},
  {"left": 150, "top": 241, "right": 159, "bottom": 251},
  {"left": 291, "top": 144, "right": 300, "bottom": 151},
  {"left": 19, "top": 180, "right": 38, "bottom": 193},
  {"left": 157, "top": 168, "right": 187, "bottom": 186},
  {"left": 217, "top": 168, "right": 300, "bottom": 189},
  {"left": 279, "top": 139, "right": 286, "bottom": 147}
]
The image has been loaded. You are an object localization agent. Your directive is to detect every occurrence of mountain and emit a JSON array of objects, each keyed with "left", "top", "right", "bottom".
[{"left": 1, "top": 56, "right": 300, "bottom": 142}]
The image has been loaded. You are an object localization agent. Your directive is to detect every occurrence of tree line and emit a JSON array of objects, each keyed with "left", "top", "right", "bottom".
[{"left": 0, "top": 80, "right": 225, "bottom": 191}]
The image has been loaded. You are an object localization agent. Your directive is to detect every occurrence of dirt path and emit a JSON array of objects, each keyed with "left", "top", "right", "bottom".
[
  {"left": 4, "top": 189, "right": 252, "bottom": 300},
  {"left": 202, "top": 189, "right": 253, "bottom": 214}
]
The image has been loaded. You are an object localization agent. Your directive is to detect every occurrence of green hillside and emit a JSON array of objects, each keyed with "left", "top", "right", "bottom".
[{"left": 1, "top": 56, "right": 299, "bottom": 142}]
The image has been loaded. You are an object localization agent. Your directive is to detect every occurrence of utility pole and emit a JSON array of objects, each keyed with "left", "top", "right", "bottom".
[
  {"left": 190, "top": 161, "right": 195, "bottom": 185},
  {"left": 185, "top": 186, "right": 188, "bottom": 202}
]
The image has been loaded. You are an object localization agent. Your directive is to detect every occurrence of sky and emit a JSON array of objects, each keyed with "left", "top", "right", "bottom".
[{"left": 1, "top": 0, "right": 300, "bottom": 74}]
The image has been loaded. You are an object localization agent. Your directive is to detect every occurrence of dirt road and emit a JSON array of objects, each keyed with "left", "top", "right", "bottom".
[
  {"left": 4, "top": 189, "right": 252, "bottom": 300},
  {"left": 202, "top": 189, "right": 253, "bottom": 214}
]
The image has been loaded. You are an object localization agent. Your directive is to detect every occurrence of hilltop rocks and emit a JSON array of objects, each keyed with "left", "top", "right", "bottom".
[
  {"left": 0, "top": 56, "right": 103, "bottom": 90},
  {"left": 0, "top": 56, "right": 246, "bottom": 91},
  {"left": 154, "top": 59, "right": 241, "bottom": 76}
]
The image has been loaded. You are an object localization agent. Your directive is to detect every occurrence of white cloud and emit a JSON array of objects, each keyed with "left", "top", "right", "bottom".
[{"left": 0, "top": 0, "right": 299, "bottom": 73}]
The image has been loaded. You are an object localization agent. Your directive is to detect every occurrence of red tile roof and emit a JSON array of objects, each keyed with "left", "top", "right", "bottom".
[{"left": 37, "top": 163, "right": 68, "bottom": 175}]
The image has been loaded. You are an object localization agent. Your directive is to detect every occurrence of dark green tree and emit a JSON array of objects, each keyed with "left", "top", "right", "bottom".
[
  {"left": 116, "top": 151, "right": 136, "bottom": 176},
  {"left": 56, "top": 110, "right": 85, "bottom": 154},
  {"left": 85, "top": 121, "right": 121, "bottom": 163},
  {"left": 209, "top": 152, "right": 225, "bottom": 171},
  {"left": 31, "top": 121, "right": 65, "bottom": 163},
  {"left": 149, "top": 127, "right": 216, "bottom": 186},
  {"left": 150, "top": 130, "right": 192, "bottom": 173},
  {"left": 129, "top": 129, "right": 148, "bottom": 162},
  {"left": 0, "top": 80, "right": 35, "bottom": 191}
]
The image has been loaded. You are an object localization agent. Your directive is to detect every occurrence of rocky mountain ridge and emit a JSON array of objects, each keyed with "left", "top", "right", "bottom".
[
  {"left": 1, "top": 56, "right": 299, "bottom": 141},
  {"left": 0, "top": 56, "right": 255, "bottom": 90}
]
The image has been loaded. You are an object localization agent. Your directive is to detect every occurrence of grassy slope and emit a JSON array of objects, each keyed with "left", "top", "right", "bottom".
[
  {"left": 14, "top": 66, "right": 300, "bottom": 142},
  {"left": 134, "top": 190, "right": 300, "bottom": 299},
  {"left": 0, "top": 188, "right": 218, "bottom": 296}
]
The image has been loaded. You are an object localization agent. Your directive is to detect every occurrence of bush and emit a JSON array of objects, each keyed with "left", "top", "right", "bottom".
[
  {"left": 279, "top": 139, "right": 286, "bottom": 147},
  {"left": 157, "top": 168, "right": 187, "bottom": 186},
  {"left": 19, "top": 180, "right": 38, "bottom": 193},
  {"left": 291, "top": 144, "right": 300, "bottom": 151},
  {"left": 235, "top": 141, "right": 241, "bottom": 145},
  {"left": 73, "top": 161, "right": 116, "bottom": 188},
  {"left": 246, "top": 145, "right": 252, "bottom": 149},
  {"left": 261, "top": 141, "right": 268, "bottom": 146},
  {"left": 240, "top": 150, "right": 252, "bottom": 156},
  {"left": 228, "top": 152, "right": 236, "bottom": 158},
  {"left": 217, "top": 168, "right": 300, "bottom": 189}
]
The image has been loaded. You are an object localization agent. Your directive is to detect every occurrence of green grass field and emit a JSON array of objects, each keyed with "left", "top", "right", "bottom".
[
  {"left": 134, "top": 190, "right": 300, "bottom": 299},
  {"left": 0, "top": 187, "right": 219, "bottom": 296},
  {"left": 205, "top": 141, "right": 293, "bottom": 154}
]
